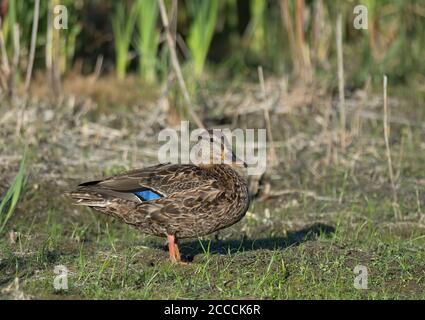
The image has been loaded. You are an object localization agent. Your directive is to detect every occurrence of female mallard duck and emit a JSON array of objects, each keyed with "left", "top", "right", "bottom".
[{"left": 68, "top": 131, "right": 250, "bottom": 263}]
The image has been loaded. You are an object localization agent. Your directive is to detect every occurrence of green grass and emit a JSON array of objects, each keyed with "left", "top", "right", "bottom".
[
  {"left": 111, "top": 2, "right": 138, "bottom": 80},
  {"left": 248, "top": 0, "right": 266, "bottom": 54},
  {"left": 0, "top": 79, "right": 424, "bottom": 300},
  {"left": 0, "top": 159, "right": 423, "bottom": 299},
  {"left": 1, "top": 211, "right": 423, "bottom": 299},
  {"left": 135, "top": 0, "right": 160, "bottom": 84},
  {"left": 0, "top": 150, "right": 27, "bottom": 234},
  {"left": 187, "top": 0, "right": 219, "bottom": 77}
]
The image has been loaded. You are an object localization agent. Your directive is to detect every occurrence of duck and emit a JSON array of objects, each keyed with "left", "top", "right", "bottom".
[{"left": 68, "top": 131, "right": 250, "bottom": 263}]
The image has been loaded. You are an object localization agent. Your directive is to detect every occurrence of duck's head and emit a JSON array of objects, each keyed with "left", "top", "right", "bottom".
[{"left": 193, "top": 130, "right": 247, "bottom": 168}]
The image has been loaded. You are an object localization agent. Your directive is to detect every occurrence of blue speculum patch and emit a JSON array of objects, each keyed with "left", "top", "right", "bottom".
[{"left": 134, "top": 190, "right": 162, "bottom": 201}]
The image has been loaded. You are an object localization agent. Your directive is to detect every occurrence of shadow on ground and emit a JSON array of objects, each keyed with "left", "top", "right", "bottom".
[{"left": 174, "top": 223, "right": 335, "bottom": 261}]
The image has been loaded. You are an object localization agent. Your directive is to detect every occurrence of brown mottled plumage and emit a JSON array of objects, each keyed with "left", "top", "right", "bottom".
[{"left": 68, "top": 132, "right": 250, "bottom": 263}]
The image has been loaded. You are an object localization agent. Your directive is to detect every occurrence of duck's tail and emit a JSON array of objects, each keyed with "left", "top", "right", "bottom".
[
  {"left": 67, "top": 180, "right": 144, "bottom": 208},
  {"left": 67, "top": 185, "right": 111, "bottom": 208}
]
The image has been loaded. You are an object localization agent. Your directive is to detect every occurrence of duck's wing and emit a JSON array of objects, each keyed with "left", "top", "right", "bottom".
[
  {"left": 96, "top": 163, "right": 216, "bottom": 195},
  {"left": 69, "top": 163, "right": 219, "bottom": 205},
  {"left": 128, "top": 183, "right": 226, "bottom": 236}
]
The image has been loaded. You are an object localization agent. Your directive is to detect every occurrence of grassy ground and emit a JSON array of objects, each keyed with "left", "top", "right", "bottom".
[{"left": 0, "top": 77, "right": 424, "bottom": 299}]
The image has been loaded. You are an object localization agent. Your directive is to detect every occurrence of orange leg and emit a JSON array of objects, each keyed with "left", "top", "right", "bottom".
[{"left": 167, "top": 234, "right": 182, "bottom": 263}]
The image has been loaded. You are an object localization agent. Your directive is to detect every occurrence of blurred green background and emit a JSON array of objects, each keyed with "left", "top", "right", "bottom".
[{"left": 1, "top": 0, "right": 424, "bottom": 90}]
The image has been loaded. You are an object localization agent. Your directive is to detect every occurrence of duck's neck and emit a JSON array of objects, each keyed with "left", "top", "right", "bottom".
[
  {"left": 205, "top": 164, "right": 247, "bottom": 188},
  {"left": 198, "top": 163, "right": 239, "bottom": 173},
  {"left": 209, "top": 164, "right": 250, "bottom": 215}
]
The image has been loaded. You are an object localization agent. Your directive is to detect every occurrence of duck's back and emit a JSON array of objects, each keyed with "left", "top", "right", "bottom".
[{"left": 69, "top": 163, "right": 249, "bottom": 238}]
